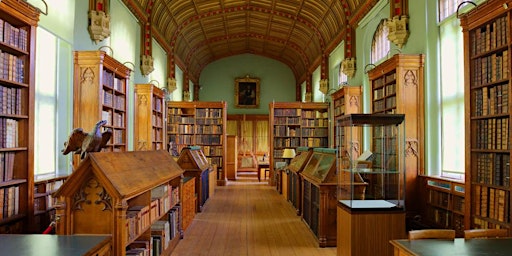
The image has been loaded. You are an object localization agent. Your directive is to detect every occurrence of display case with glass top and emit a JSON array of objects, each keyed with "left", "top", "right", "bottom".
[{"left": 336, "top": 114, "right": 405, "bottom": 210}]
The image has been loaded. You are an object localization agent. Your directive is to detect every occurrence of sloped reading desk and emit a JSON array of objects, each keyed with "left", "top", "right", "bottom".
[
  {"left": 177, "top": 146, "right": 211, "bottom": 212},
  {"left": 53, "top": 151, "right": 184, "bottom": 256}
]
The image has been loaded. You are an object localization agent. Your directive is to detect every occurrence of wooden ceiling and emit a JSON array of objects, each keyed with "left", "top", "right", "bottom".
[{"left": 122, "top": 0, "right": 379, "bottom": 83}]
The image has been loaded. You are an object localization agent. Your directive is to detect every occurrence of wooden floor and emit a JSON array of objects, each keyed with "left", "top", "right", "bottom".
[{"left": 171, "top": 176, "right": 337, "bottom": 256}]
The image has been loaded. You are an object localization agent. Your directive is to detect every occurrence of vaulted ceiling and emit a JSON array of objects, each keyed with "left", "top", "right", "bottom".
[{"left": 122, "top": 0, "right": 380, "bottom": 83}]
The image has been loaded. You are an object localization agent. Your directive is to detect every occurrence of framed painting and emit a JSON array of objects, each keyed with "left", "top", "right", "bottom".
[{"left": 235, "top": 76, "right": 260, "bottom": 108}]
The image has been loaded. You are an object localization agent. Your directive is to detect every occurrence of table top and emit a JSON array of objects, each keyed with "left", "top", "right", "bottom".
[
  {"left": 0, "top": 234, "right": 111, "bottom": 256},
  {"left": 390, "top": 238, "right": 512, "bottom": 256}
]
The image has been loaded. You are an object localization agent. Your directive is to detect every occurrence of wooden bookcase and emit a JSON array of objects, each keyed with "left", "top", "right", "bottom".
[
  {"left": 134, "top": 84, "right": 165, "bottom": 151},
  {"left": 225, "top": 135, "right": 238, "bottom": 181},
  {"left": 176, "top": 147, "right": 211, "bottom": 212},
  {"left": 166, "top": 101, "right": 227, "bottom": 179},
  {"left": 0, "top": 0, "right": 39, "bottom": 234},
  {"left": 73, "top": 50, "right": 131, "bottom": 167},
  {"left": 301, "top": 148, "right": 338, "bottom": 247},
  {"left": 460, "top": 0, "right": 512, "bottom": 232},
  {"left": 269, "top": 102, "right": 329, "bottom": 172},
  {"left": 54, "top": 151, "right": 184, "bottom": 256},
  {"left": 32, "top": 174, "right": 67, "bottom": 233},
  {"left": 367, "top": 54, "right": 425, "bottom": 216},
  {"left": 421, "top": 176, "right": 465, "bottom": 237}
]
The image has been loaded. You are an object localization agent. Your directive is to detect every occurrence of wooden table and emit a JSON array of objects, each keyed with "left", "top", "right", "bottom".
[
  {"left": 390, "top": 238, "right": 512, "bottom": 256},
  {"left": 0, "top": 234, "right": 111, "bottom": 256},
  {"left": 258, "top": 161, "right": 270, "bottom": 181}
]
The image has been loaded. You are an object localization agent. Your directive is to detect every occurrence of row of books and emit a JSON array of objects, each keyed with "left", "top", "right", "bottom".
[
  {"left": 153, "top": 96, "right": 163, "bottom": 113},
  {"left": 168, "top": 135, "right": 193, "bottom": 146},
  {"left": 302, "top": 110, "right": 328, "bottom": 119},
  {"left": 112, "top": 129, "right": 125, "bottom": 144},
  {"left": 372, "top": 72, "right": 396, "bottom": 87},
  {"left": 102, "top": 70, "right": 125, "bottom": 92},
  {"left": 473, "top": 83, "right": 509, "bottom": 116},
  {"left": 471, "top": 51, "right": 509, "bottom": 87},
  {"left": 0, "top": 186, "right": 19, "bottom": 220},
  {"left": 301, "top": 137, "right": 328, "bottom": 148},
  {"left": 195, "top": 135, "right": 222, "bottom": 145},
  {"left": 373, "top": 83, "right": 397, "bottom": 100},
  {"left": 473, "top": 216, "right": 507, "bottom": 229},
  {"left": 201, "top": 145, "right": 223, "bottom": 157},
  {"left": 428, "top": 189, "right": 450, "bottom": 209},
  {"left": 0, "top": 152, "right": 14, "bottom": 182},
  {"left": 0, "top": 86, "right": 21, "bottom": 115},
  {"left": 426, "top": 207, "right": 451, "bottom": 228},
  {"left": 470, "top": 16, "right": 508, "bottom": 56},
  {"left": 373, "top": 96, "right": 397, "bottom": 112},
  {"left": 103, "top": 90, "right": 126, "bottom": 110},
  {"left": 152, "top": 114, "right": 163, "bottom": 128},
  {"left": 274, "top": 126, "right": 298, "bottom": 137},
  {"left": 273, "top": 137, "right": 301, "bottom": 148},
  {"left": 473, "top": 184, "right": 509, "bottom": 223},
  {"left": 274, "top": 108, "right": 299, "bottom": 116},
  {"left": 302, "top": 118, "right": 328, "bottom": 127},
  {"left": 274, "top": 116, "right": 300, "bottom": 125},
  {"left": 301, "top": 127, "right": 328, "bottom": 137},
  {"left": 0, "top": 118, "right": 18, "bottom": 148},
  {"left": 195, "top": 108, "right": 223, "bottom": 118},
  {"left": 474, "top": 153, "right": 510, "bottom": 187},
  {"left": 474, "top": 118, "right": 509, "bottom": 150},
  {"left": 0, "top": 51, "right": 25, "bottom": 83},
  {"left": 0, "top": 19, "right": 28, "bottom": 51},
  {"left": 167, "top": 116, "right": 194, "bottom": 124},
  {"left": 195, "top": 118, "right": 223, "bottom": 125},
  {"left": 195, "top": 125, "right": 223, "bottom": 134}
]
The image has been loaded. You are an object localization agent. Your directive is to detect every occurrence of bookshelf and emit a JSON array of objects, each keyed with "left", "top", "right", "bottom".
[
  {"left": 422, "top": 176, "right": 465, "bottom": 237},
  {"left": 0, "top": 0, "right": 39, "bottom": 234},
  {"left": 54, "top": 151, "right": 184, "bottom": 256},
  {"left": 134, "top": 84, "right": 165, "bottom": 151},
  {"left": 32, "top": 174, "right": 67, "bottom": 233},
  {"left": 269, "top": 102, "right": 329, "bottom": 172},
  {"left": 367, "top": 54, "right": 425, "bottom": 216},
  {"left": 73, "top": 50, "right": 131, "bottom": 167},
  {"left": 166, "top": 101, "right": 227, "bottom": 179},
  {"left": 460, "top": 0, "right": 511, "bottom": 233}
]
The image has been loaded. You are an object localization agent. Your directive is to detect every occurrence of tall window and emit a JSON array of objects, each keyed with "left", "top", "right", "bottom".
[
  {"left": 371, "top": 20, "right": 390, "bottom": 63},
  {"left": 438, "top": 0, "right": 466, "bottom": 178},
  {"left": 34, "top": 27, "right": 57, "bottom": 176}
]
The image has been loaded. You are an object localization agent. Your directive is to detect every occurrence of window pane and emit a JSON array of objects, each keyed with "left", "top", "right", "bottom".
[{"left": 371, "top": 20, "right": 389, "bottom": 63}]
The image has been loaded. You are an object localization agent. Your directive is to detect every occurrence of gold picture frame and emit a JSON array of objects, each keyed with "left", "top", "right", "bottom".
[{"left": 235, "top": 76, "right": 260, "bottom": 108}]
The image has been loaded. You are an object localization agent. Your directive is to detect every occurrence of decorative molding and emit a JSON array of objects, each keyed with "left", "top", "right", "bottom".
[
  {"left": 341, "top": 57, "right": 356, "bottom": 78},
  {"left": 304, "top": 92, "right": 312, "bottom": 102},
  {"left": 385, "top": 15, "right": 409, "bottom": 48},
  {"left": 88, "top": 0, "right": 110, "bottom": 44},
  {"left": 406, "top": 139, "right": 418, "bottom": 158},
  {"left": 140, "top": 54, "right": 155, "bottom": 76},
  {"left": 319, "top": 79, "right": 329, "bottom": 95},
  {"left": 167, "top": 77, "right": 177, "bottom": 93},
  {"left": 72, "top": 178, "right": 112, "bottom": 212},
  {"left": 403, "top": 70, "right": 418, "bottom": 87}
]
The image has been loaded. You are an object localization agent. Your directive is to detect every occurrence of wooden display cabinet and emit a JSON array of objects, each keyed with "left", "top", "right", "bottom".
[
  {"left": 331, "top": 85, "right": 362, "bottom": 149},
  {"left": 134, "top": 84, "right": 165, "bottom": 151},
  {"left": 300, "top": 148, "right": 339, "bottom": 247},
  {"left": 0, "top": 0, "right": 39, "bottom": 234},
  {"left": 167, "top": 101, "right": 227, "bottom": 183},
  {"left": 269, "top": 102, "right": 329, "bottom": 174},
  {"left": 287, "top": 147, "right": 314, "bottom": 215},
  {"left": 177, "top": 146, "right": 211, "bottom": 212},
  {"left": 72, "top": 50, "right": 131, "bottom": 167},
  {"left": 181, "top": 177, "right": 196, "bottom": 231},
  {"left": 225, "top": 135, "right": 238, "bottom": 181},
  {"left": 460, "top": 0, "right": 512, "bottom": 232},
  {"left": 367, "top": 54, "right": 424, "bottom": 216},
  {"left": 53, "top": 151, "right": 184, "bottom": 256}
]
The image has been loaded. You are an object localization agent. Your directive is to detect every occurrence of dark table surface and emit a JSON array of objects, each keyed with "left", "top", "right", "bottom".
[{"left": 390, "top": 238, "right": 512, "bottom": 256}]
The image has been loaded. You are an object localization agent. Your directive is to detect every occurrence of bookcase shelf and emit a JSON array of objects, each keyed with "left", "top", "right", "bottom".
[
  {"left": 269, "top": 102, "right": 329, "bottom": 171},
  {"left": 367, "top": 54, "right": 425, "bottom": 217},
  {"left": 73, "top": 50, "right": 131, "bottom": 167},
  {"left": 54, "top": 151, "right": 184, "bottom": 256},
  {"left": 460, "top": 0, "right": 512, "bottom": 233},
  {"left": 134, "top": 84, "right": 165, "bottom": 151},
  {"left": 32, "top": 175, "right": 67, "bottom": 233},
  {"left": 0, "top": 0, "right": 39, "bottom": 234},
  {"left": 166, "top": 101, "right": 227, "bottom": 178}
]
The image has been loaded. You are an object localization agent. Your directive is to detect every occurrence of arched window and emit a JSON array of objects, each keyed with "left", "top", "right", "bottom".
[{"left": 371, "top": 19, "right": 390, "bottom": 63}]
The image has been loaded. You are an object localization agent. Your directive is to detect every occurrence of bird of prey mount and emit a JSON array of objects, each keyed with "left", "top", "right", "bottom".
[{"left": 61, "top": 120, "right": 113, "bottom": 159}]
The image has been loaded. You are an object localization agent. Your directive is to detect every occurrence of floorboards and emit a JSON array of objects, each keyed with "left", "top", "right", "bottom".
[{"left": 171, "top": 177, "right": 337, "bottom": 256}]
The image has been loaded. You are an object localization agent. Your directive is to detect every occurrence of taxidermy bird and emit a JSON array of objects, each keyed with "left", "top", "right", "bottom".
[{"left": 61, "top": 120, "right": 112, "bottom": 159}]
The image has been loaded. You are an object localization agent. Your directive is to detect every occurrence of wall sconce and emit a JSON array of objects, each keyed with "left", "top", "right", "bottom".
[
  {"left": 183, "top": 91, "right": 191, "bottom": 101},
  {"left": 88, "top": 8, "right": 110, "bottom": 44},
  {"left": 319, "top": 79, "right": 329, "bottom": 95},
  {"left": 304, "top": 92, "right": 312, "bottom": 103},
  {"left": 385, "top": 15, "right": 409, "bottom": 48},
  {"left": 140, "top": 55, "right": 154, "bottom": 76},
  {"left": 341, "top": 58, "right": 356, "bottom": 78},
  {"left": 167, "top": 77, "right": 177, "bottom": 93}
]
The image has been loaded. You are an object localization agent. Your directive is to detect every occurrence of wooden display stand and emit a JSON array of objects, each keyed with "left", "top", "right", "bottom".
[
  {"left": 53, "top": 151, "right": 184, "bottom": 256},
  {"left": 287, "top": 147, "right": 314, "bottom": 215},
  {"left": 367, "top": 54, "right": 424, "bottom": 216},
  {"left": 177, "top": 147, "right": 211, "bottom": 212},
  {"left": 460, "top": 0, "right": 512, "bottom": 232},
  {"left": 134, "top": 84, "right": 165, "bottom": 151},
  {"left": 337, "top": 205, "right": 406, "bottom": 256},
  {"left": 182, "top": 177, "right": 196, "bottom": 231},
  {"left": 0, "top": 0, "right": 39, "bottom": 234}
]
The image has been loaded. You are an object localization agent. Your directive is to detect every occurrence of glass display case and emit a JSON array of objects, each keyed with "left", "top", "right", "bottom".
[
  {"left": 336, "top": 114, "right": 405, "bottom": 210},
  {"left": 287, "top": 147, "right": 314, "bottom": 215}
]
